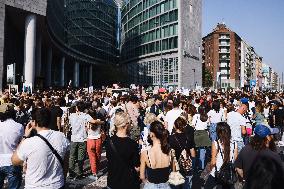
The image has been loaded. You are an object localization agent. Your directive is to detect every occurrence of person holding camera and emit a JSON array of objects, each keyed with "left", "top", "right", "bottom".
[{"left": 11, "top": 108, "right": 70, "bottom": 189}]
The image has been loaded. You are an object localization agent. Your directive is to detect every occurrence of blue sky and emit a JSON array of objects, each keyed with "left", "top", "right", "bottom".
[{"left": 203, "top": 0, "right": 284, "bottom": 77}]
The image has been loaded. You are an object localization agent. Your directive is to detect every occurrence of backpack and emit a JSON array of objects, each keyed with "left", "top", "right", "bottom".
[
  {"left": 174, "top": 135, "right": 192, "bottom": 175},
  {"left": 215, "top": 141, "right": 238, "bottom": 185}
]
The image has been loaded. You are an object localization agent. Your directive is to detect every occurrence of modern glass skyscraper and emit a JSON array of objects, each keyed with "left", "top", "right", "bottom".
[
  {"left": 47, "top": 0, "right": 119, "bottom": 65},
  {"left": 120, "top": 0, "right": 202, "bottom": 88},
  {"left": 0, "top": 0, "right": 202, "bottom": 90}
]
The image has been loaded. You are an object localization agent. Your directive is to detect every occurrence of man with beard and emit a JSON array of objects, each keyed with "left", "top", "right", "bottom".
[{"left": 235, "top": 124, "right": 282, "bottom": 182}]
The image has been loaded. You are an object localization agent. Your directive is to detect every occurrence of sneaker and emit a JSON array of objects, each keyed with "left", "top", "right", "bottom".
[
  {"left": 75, "top": 174, "right": 86, "bottom": 180},
  {"left": 88, "top": 175, "right": 98, "bottom": 181},
  {"left": 96, "top": 171, "right": 104, "bottom": 177},
  {"left": 67, "top": 173, "right": 76, "bottom": 180}
]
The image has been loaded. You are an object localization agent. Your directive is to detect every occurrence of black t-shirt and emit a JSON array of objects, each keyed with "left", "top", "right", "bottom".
[
  {"left": 150, "top": 104, "right": 160, "bottom": 116},
  {"left": 234, "top": 145, "right": 282, "bottom": 180},
  {"left": 274, "top": 108, "right": 284, "bottom": 126},
  {"left": 49, "top": 106, "right": 63, "bottom": 131},
  {"left": 185, "top": 125, "right": 195, "bottom": 146},
  {"left": 106, "top": 135, "right": 140, "bottom": 189},
  {"left": 169, "top": 132, "right": 195, "bottom": 160}
]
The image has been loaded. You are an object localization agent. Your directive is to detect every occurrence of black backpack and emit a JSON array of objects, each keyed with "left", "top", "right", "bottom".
[
  {"left": 174, "top": 135, "right": 193, "bottom": 175},
  {"left": 215, "top": 141, "right": 238, "bottom": 185}
]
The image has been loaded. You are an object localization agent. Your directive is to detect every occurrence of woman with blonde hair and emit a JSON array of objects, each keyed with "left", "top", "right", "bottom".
[
  {"left": 140, "top": 113, "right": 157, "bottom": 151},
  {"left": 106, "top": 112, "right": 140, "bottom": 189}
]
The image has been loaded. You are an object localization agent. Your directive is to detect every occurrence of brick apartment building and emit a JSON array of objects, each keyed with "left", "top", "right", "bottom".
[{"left": 202, "top": 23, "right": 242, "bottom": 89}]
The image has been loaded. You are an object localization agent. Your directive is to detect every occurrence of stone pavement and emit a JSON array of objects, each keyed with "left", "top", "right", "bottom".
[
  {"left": 65, "top": 151, "right": 108, "bottom": 189},
  {"left": 66, "top": 174, "right": 107, "bottom": 189}
]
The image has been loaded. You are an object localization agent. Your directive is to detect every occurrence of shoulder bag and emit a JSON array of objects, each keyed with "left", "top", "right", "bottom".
[
  {"left": 194, "top": 115, "right": 211, "bottom": 147},
  {"left": 168, "top": 149, "right": 185, "bottom": 186},
  {"left": 35, "top": 133, "right": 66, "bottom": 182},
  {"left": 35, "top": 134, "right": 64, "bottom": 168},
  {"left": 173, "top": 135, "right": 193, "bottom": 175}
]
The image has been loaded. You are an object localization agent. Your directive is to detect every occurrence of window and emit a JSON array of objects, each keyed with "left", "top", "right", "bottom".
[
  {"left": 173, "top": 24, "right": 178, "bottom": 35},
  {"left": 156, "top": 41, "right": 160, "bottom": 51},
  {"left": 169, "top": 24, "right": 174, "bottom": 36},
  {"left": 169, "top": 37, "right": 175, "bottom": 49},
  {"left": 161, "top": 27, "right": 165, "bottom": 38},
  {"left": 156, "top": 4, "right": 161, "bottom": 14},
  {"left": 161, "top": 3, "right": 165, "bottom": 13},
  {"left": 156, "top": 28, "right": 160, "bottom": 39},
  {"left": 162, "top": 39, "right": 168, "bottom": 50}
]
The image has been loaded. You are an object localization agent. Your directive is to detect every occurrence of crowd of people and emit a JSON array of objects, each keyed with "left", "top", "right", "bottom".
[{"left": 0, "top": 87, "right": 284, "bottom": 189}]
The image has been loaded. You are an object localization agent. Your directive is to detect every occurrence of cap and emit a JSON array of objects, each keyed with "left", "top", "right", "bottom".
[
  {"left": 0, "top": 103, "right": 14, "bottom": 113},
  {"left": 240, "top": 98, "right": 249, "bottom": 104},
  {"left": 254, "top": 124, "right": 279, "bottom": 138}
]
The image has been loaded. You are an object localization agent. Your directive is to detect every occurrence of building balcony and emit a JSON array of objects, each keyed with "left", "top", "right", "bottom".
[
  {"left": 219, "top": 43, "right": 230, "bottom": 46},
  {"left": 220, "top": 57, "right": 230, "bottom": 60},
  {"left": 219, "top": 50, "right": 230, "bottom": 53},
  {"left": 219, "top": 35, "right": 230, "bottom": 40},
  {"left": 219, "top": 66, "right": 230, "bottom": 70}
]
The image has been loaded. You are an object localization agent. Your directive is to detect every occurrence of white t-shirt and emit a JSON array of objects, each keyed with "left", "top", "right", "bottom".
[
  {"left": 264, "top": 108, "right": 269, "bottom": 118},
  {"left": 69, "top": 112, "right": 93, "bottom": 142},
  {"left": 192, "top": 114, "right": 208, "bottom": 130},
  {"left": 87, "top": 124, "right": 101, "bottom": 140},
  {"left": 0, "top": 119, "right": 23, "bottom": 166},
  {"left": 207, "top": 110, "right": 222, "bottom": 124},
  {"left": 249, "top": 101, "right": 255, "bottom": 110},
  {"left": 227, "top": 111, "right": 246, "bottom": 142},
  {"left": 17, "top": 130, "right": 70, "bottom": 189},
  {"left": 165, "top": 108, "right": 183, "bottom": 134},
  {"left": 220, "top": 107, "right": 227, "bottom": 121}
]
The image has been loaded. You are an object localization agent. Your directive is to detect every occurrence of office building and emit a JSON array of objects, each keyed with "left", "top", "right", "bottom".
[
  {"left": 120, "top": 0, "right": 202, "bottom": 89},
  {"left": 0, "top": 0, "right": 118, "bottom": 90}
]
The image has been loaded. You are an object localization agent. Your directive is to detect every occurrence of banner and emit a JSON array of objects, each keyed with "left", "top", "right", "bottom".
[
  {"left": 8, "top": 84, "right": 18, "bottom": 94},
  {"left": 7, "top": 64, "right": 15, "bottom": 84},
  {"left": 89, "top": 86, "right": 94, "bottom": 93},
  {"left": 23, "top": 83, "right": 32, "bottom": 94}
]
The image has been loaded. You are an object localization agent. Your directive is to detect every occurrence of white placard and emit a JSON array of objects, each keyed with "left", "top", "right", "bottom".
[{"left": 89, "top": 86, "right": 94, "bottom": 93}]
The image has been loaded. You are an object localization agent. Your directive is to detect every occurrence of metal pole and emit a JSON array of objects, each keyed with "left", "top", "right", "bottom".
[
  {"left": 192, "top": 69, "right": 195, "bottom": 89},
  {"left": 281, "top": 72, "right": 284, "bottom": 89},
  {"left": 160, "top": 37, "right": 163, "bottom": 88}
]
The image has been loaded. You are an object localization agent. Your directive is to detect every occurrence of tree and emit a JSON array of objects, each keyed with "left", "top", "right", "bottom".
[{"left": 203, "top": 68, "right": 213, "bottom": 87}]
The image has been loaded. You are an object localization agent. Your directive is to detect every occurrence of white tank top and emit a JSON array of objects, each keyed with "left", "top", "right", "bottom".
[{"left": 210, "top": 140, "right": 237, "bottom": 177}]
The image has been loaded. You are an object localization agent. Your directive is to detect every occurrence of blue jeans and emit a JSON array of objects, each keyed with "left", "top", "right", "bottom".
[
  {"left": 144, "top": 182, "right": 171, "bottom": 189},
  {"left": 196, "top": 147, "right": 208, "bottom": 170},
  {"left": 170, "top": 175, "right": 193, "bottom": 189},
  {"left": 0, "top": 165, "right": 22, "bottom": 189},
  {"left": 235, "top": 141, "right": 245, "bottom": 153}
]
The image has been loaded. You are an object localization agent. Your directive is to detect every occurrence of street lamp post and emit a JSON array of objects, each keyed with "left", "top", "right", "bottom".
[{"left": 192, "top": 68, "right": 195, "bottom": 89}]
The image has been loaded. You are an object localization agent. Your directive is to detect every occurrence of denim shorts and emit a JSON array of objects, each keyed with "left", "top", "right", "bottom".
[{"left": 143, "top": 182, "right": 171, "bottom": 189}]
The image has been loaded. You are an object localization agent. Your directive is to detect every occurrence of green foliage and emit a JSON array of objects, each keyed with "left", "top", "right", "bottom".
[{"left": 203, "top": 68, "right": 213, "bottom": 87}]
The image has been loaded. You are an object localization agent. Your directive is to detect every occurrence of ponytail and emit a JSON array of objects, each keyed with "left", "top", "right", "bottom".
[
  {"left": 161, "top": 129, "right": 170, "bottom": 154},
  {"left": 150, "top": 121, "right": 170, "bottom": 155}
]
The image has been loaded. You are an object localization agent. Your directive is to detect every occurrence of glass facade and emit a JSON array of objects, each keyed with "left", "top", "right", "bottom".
[
  {"left": 121, "top": 0, "right": 179, "bottom": 87},
  {"left": 47, "top": 0, "right": 118, "bottom": 64},
  {"left": 121, "top": 0, "right": 178, "bottom": 60}
]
